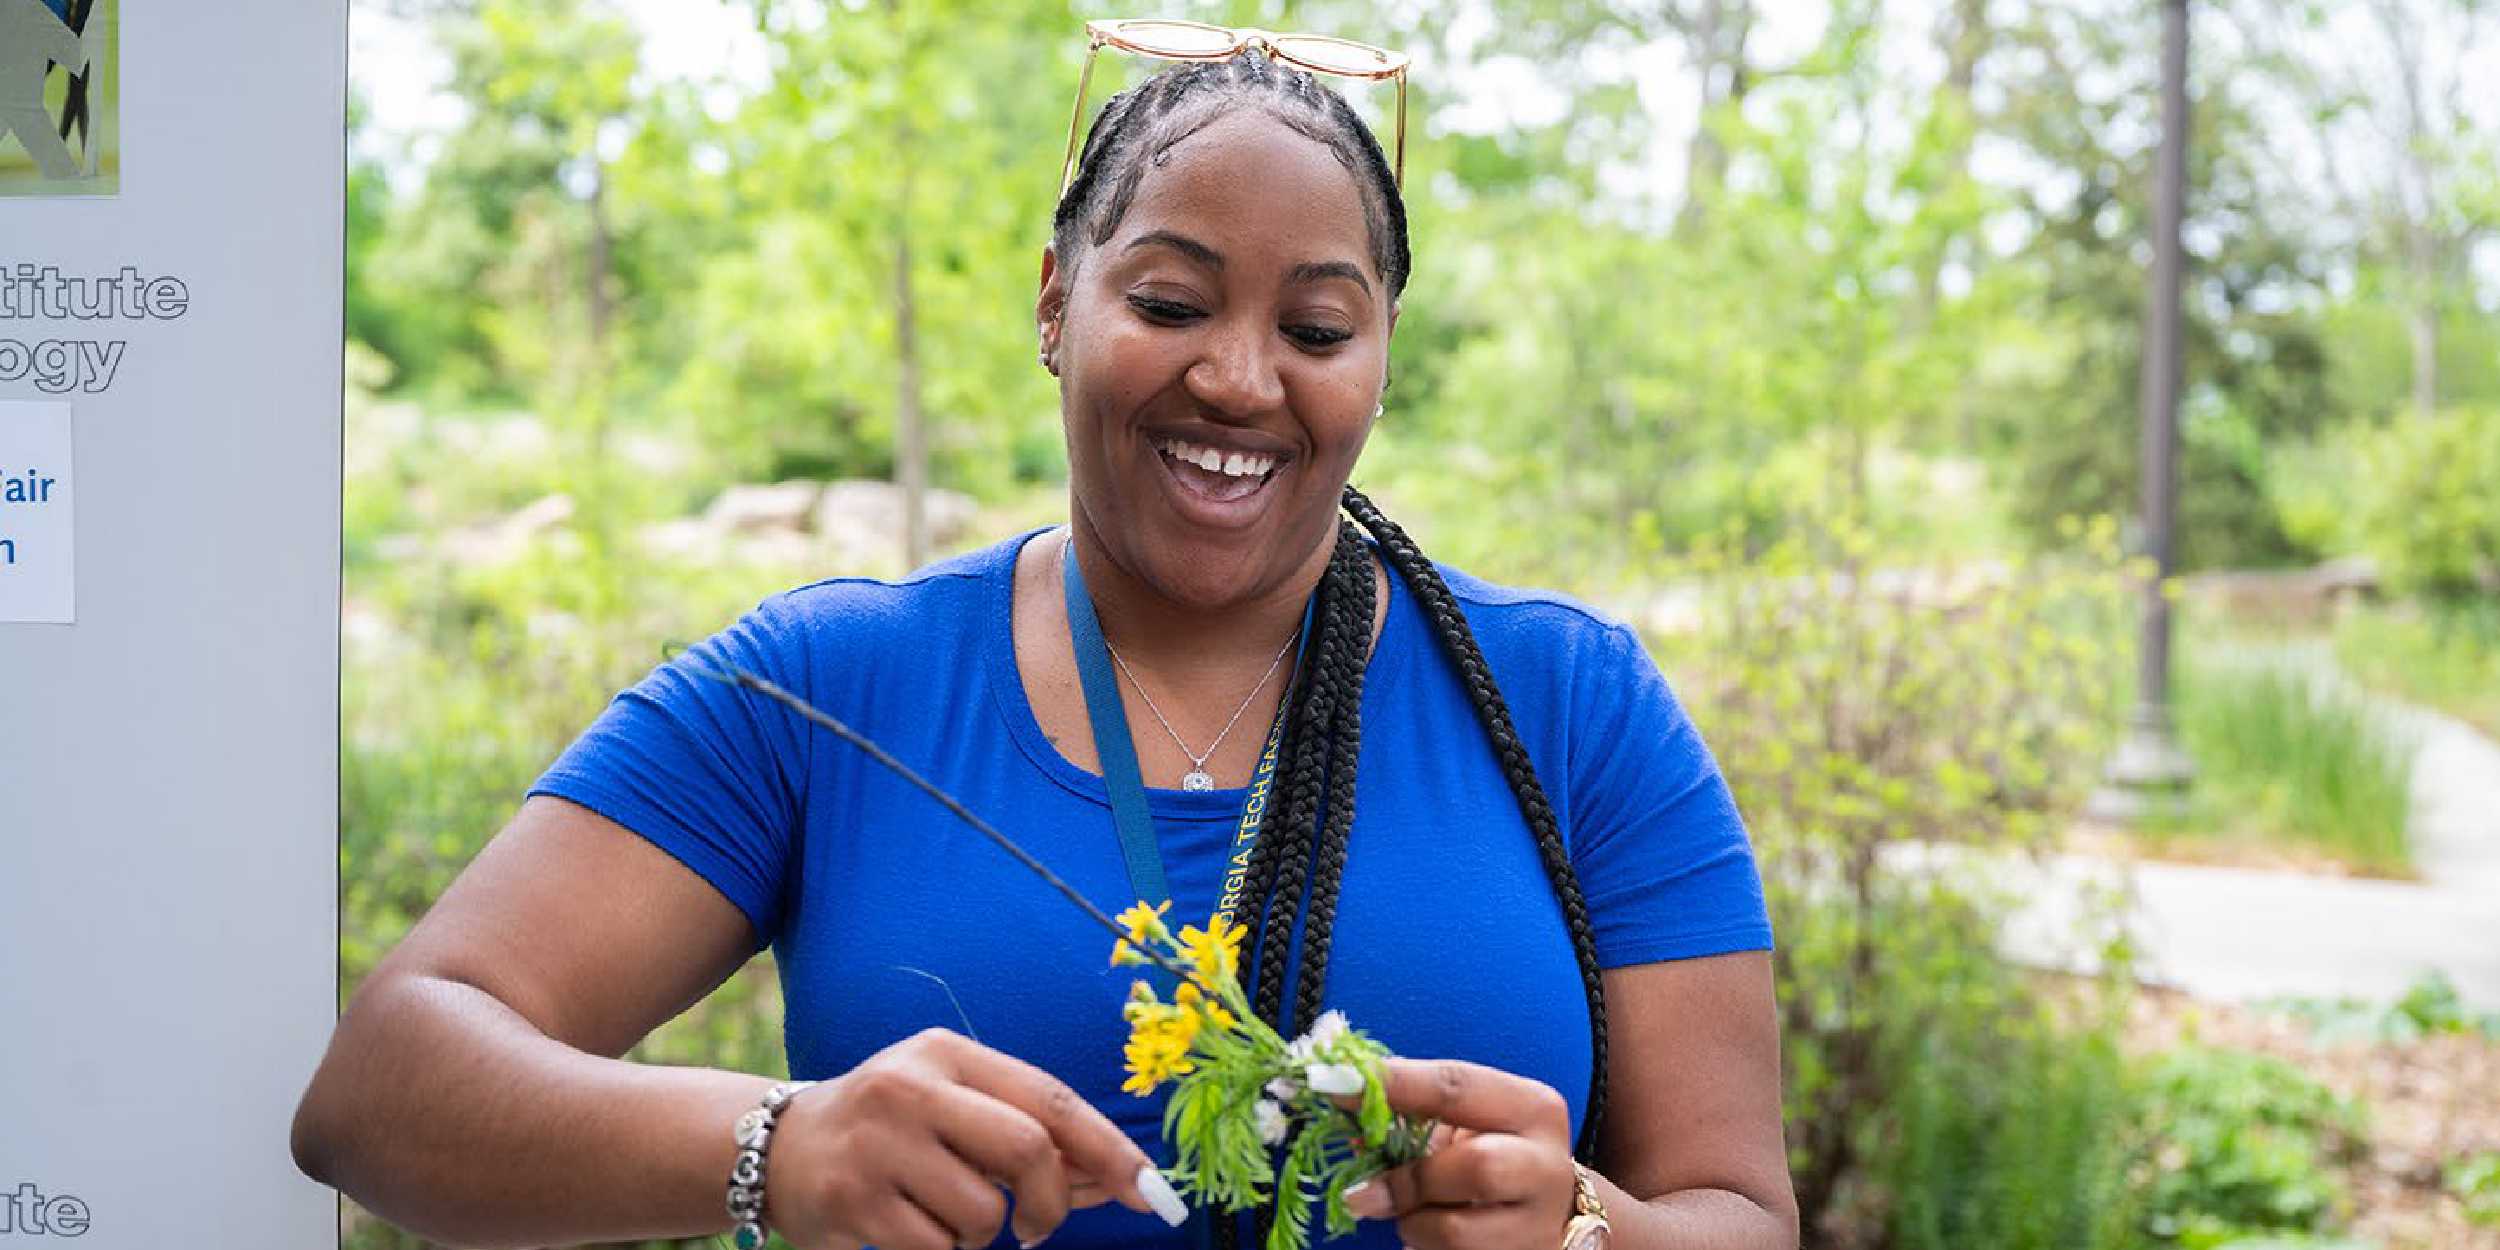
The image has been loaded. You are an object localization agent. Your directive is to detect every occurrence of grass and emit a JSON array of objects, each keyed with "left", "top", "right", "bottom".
[
  {"left": 2333, "top": 600, "right": 2500, "bottom": 739},
  {"left": 2141, "top": 655, "right": 2417, "bottom": 877}
]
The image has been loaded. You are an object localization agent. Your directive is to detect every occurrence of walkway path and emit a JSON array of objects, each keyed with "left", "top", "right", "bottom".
[{"left": 1995, "top": 698, "right": 2500, "bottom": 1010}]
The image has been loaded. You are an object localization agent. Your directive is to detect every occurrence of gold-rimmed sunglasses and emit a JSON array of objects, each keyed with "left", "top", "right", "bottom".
[{"left": 1058, "top": 19, "right": 1411, "bottom": 197}]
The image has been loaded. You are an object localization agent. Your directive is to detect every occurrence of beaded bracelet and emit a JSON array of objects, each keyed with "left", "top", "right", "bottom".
[{"left": 727, "top": 1080, "right": 816, "bottom": 1250}]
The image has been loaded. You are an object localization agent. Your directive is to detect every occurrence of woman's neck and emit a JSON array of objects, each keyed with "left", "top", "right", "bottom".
[{"left": 1059, "top": 521, "right": 1328, "bottom": 678}]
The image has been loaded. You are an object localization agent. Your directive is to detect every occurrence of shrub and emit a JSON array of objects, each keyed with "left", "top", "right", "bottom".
[
  {"left": 2453, "top": 1151, "right": 2500, "bottom": 1228},
  {"left": 1871, "top": 963, "right": 2145, "bottom": 1250},
  {"left": 2276, "top": 969, "right": 2500, "bottom": 1045},
  {"left": 2350, "top": 407, "right": 2500, "bottom": 601},
  {"left": 2332, "top": 599, "right": 2500, "bottom": 738},
  {"left": 1653, "top": 511, "right": 2142, "bottom": 1245},
  {"left": 2138, "top": 1046, "right": 2364, "bottom": 1245}
]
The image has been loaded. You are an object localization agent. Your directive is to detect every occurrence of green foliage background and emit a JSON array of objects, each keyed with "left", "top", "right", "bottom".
[{"left": 339, "top": 0, "right": 2500, "bottom": 1245}]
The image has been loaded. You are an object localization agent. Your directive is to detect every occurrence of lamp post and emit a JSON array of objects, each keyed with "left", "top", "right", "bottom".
[{"left": 2090, "top": 0, "right": 2196, "bottom": 823}]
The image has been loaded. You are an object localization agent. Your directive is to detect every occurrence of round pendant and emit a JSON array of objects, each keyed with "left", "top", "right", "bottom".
[{"left": 1181, "top": 770, "right": 1215, "bottom": 791}]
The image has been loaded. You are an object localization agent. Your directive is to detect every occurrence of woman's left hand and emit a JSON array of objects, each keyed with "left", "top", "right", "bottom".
[{"left": 1339, "top": 1057, "right": 1580, "bottom": 1250}]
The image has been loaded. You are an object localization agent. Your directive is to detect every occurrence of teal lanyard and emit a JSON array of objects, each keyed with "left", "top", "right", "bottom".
[
  {"left": 1060, "top": 543, "right": 1303, "bottom": 930},
  {"left": 1061, "top": 544, "right": 1310, "bottom": 1250}
]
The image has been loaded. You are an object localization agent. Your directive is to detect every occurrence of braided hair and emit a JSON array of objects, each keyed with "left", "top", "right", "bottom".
[
  {"left": 1053, "top": 53, "right": 1409, "bottom": 301},
  {"left": 1051, "top": 52, "right": 1612, "bottom": 1193}
]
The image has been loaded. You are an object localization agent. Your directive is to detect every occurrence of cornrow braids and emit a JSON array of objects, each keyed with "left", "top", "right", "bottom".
[{"left": 1052, "top": 51, "right": 1411, "bottom": 300}]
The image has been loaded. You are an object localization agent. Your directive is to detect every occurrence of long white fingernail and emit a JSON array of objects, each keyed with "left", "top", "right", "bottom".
[
  {"left": 1136, "top": 1164, "right": 1189, "bottom": 1227},
  {"left": 1344, "top": 1179, "right": 1389, "bottom": 1219}
]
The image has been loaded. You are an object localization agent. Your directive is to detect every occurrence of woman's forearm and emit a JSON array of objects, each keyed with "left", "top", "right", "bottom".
[
  {"left": 292, "top": 972, "right": 773, "bottom": 1249},
  {"left": 1611, "top": 1182, "right": 1799, "bottom": 1250}
]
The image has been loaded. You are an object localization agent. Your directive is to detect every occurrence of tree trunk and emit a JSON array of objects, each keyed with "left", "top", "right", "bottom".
[
  {"left": 2383, "top": 0, "right": 2439, "bottom": 416},
  {"left": 584, "top": 162, "right": 615, "bottom": 459},
  {"left": 1916, "top": 0, "right": 1991, "bottom": 324},
  {"left": 889, "top": 0, "right": 929, "bottom": 570},
  {"left": 2409, "top": 217, "right": 2439, "bottom": 417},
  {"left": 1672, "top": 0, "right": 1755, "bottom": 239},
  {"left": 1936, "top": 0, "right": 1992, "bottom": 451},
  {"left": 894, "top": 225, "right": 928, "bottom": 569}
]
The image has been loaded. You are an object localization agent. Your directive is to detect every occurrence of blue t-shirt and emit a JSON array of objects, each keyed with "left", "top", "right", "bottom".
[{"left": 534, "top": 529, "right": 1769, "bottom": 1250}]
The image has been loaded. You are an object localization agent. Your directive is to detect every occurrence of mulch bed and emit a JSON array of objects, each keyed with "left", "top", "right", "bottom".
[{"left": 2128, "top": 988, "right": 2500, "bottom": 1249}]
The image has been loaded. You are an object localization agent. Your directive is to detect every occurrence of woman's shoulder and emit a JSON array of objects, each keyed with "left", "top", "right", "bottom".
[
  {"left": 744, "top": 530, "right": 1029, "bottom": 635},
  {"left": 1394, "top": 559, "right": 1673, "bottom": 733},
  {"left": 696, "top": 532, "right": 1029, "bottom": 690},
  {"left": 1427, "top": 561, "right": 1646, "bottom": 661}
]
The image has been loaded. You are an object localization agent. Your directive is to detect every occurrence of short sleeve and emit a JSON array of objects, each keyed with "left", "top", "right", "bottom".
[
  {"left": 1562, "top": 622, "right": 1772, "bottom": 967},
  {"left": 530, "top": 596, "right": 815, "bottom": 945}
]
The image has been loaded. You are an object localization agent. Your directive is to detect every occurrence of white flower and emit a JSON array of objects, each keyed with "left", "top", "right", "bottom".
[
  {"left": 1253, "top": 1097, "right": 1290, "bottom": 1146},
  {"left": 1303, "top": 1062, "right": 1364, "bottom": 1096},
  {"left": 1284, "top": 1011, "right": 1351, "bottom": 1067},
  {"left": 1306, "top": 1010, "right": 1350, "bottom": 1049},
  {"left": 1267, "top": 1076, "right": 1302, "bottom": 1101}
]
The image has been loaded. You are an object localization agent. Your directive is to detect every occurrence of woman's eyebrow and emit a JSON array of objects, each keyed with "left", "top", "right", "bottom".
[
  {"left": 1123, "top": 232, "right": 1373, "bottom": 295},
  {"left": 1126, "top": 230, "right": 1224, "bottom": 269},
  {"left": 1287, "top": 260, "right": 1372, "bottom": 296}
]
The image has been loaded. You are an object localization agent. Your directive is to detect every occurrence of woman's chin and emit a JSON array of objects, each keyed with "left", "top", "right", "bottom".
[{"left": 1134, "top": 545, "right": 1285, "bottom": 612}]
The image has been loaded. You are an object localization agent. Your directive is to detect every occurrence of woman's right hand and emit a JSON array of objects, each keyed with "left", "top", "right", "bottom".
[{"left": 764, "top": 1028, "right": 1187, "bottom": 1250}]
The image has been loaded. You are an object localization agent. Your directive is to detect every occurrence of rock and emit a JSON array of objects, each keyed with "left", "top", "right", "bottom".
[
  {"left": 639, "top": 516, "right": 816, "bottom": 571},
  {"left": 502, "top": 493, "right": 575, "bottom": 538},
  {"left": 705, "top": 481, "right": 824, "bottom": 535},
  {"left": 813, "top": 479, "right": 977, "bottom": 568},
  {"left": 432, "top": 493, "right": 576, "bottom": 567}
]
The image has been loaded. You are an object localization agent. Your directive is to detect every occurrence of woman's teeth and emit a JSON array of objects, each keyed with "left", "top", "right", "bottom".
[{"left": 1157, "top": 439, "right": 1278, "bottom": 479}]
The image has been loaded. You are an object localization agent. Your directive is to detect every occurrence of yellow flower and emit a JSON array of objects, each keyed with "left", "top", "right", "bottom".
[
  {"left": 1175, "top": 980, "right": 1236, "bottom": 1030},
  {"left": 1122, "top": 980, "right": 1172, "bottom": 1024},
  {"left": 1110, "top": 901, "right": 1174, "bottom": 968},
  {"left": 1132, "top": 1002, "right": 1203, "bottom": 1050},
  {"left": 1121, "top": 1023, "right": 1198, "bottom": 1094},
  {"left": 1117, "top": 900, "right": 1173, "bottom": 945},
  {"left": 1122, "top": 980, "right": 1205, "bottom": 1054},
  {"left": 1177, "top": 915, "right": 1247, "bottom": 987}
]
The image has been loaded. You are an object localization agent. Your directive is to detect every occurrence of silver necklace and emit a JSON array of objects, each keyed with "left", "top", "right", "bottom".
[
  {"left": 1064, "top": 538, "right": 1298, "bottom": 790},
  {"left": 1105, "top": 630, "right": 1298, "bottom": 790}
]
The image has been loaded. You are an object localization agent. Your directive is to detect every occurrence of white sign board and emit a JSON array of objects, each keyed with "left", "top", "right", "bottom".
[{"left": 0, "top": 0, "right": 342, "bottom": 1244}]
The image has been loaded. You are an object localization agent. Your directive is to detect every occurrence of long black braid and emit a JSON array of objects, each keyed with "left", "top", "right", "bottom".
[{"left": 1051, "top": 51, "right": 1612, "bottom": 1222}]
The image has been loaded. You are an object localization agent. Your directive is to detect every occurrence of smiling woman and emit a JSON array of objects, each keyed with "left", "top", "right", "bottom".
[
  {"left": 291, "top": 35, "right": 1798, "bottom": 1250},
  {"left": 1045, "top": 106, "right": 1390, "bottom": 616}
]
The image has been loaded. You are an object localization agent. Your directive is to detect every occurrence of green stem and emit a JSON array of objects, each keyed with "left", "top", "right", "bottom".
[{"left": 675, "top": 648, "right": 1199, "bottom": 985}]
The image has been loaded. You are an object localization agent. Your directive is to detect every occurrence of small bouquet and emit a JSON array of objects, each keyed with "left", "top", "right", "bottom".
[{"left": 1109, "top": 903, "right": 1434, "bottom": 1250}]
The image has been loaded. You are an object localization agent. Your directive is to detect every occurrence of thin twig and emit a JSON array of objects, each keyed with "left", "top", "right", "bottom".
[
  {"left": 887, "top": 965, "right": 982, "bottom": 1042},
  {"left": 667, "top": 643, "right": 1196, "bottom": 984}
]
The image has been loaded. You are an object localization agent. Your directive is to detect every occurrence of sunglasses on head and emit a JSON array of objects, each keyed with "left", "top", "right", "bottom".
[{"left": 1058, "top": 19, "right": 1411, "bottom": 198}]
